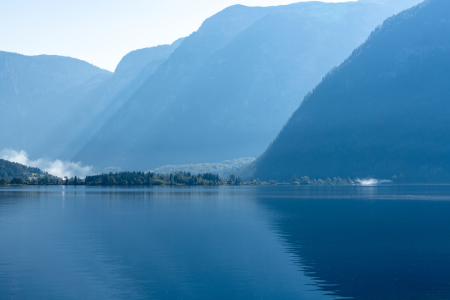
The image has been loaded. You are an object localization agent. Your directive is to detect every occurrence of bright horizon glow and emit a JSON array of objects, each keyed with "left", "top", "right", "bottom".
[{"left": 0, "top": 0, "right": 355, "bottom": 71}]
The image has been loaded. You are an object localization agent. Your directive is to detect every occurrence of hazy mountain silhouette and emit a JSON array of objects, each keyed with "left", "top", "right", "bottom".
[
  {"left": 36, "top": 39, "right": 184, "bottom": 160},
  {"left": 249, "top": 0, "right": 450, "bottom": 182},
  {"left": 0, "top": 52, "right": 110, "bottom": 155},
  {"left": 74, "top": 0, "right": 422, "bottom": 171}
]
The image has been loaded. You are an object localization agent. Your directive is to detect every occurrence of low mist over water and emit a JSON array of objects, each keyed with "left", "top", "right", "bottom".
[{"left": 0, "top": 149, "right": 93, "bottom": 178}]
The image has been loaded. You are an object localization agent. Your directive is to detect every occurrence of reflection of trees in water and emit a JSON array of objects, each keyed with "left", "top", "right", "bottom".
[{"left": 256, "top": 186, "right": 450, "bottom": 300}]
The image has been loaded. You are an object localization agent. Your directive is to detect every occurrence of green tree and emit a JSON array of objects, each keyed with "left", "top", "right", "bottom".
[{"left": 11, "top": 177, "right": 27, "bottom": 185}]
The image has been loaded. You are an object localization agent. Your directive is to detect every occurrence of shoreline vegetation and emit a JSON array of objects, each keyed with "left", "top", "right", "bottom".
[{"left": 0, "top": 171, "right": 364, "bottom": 187}]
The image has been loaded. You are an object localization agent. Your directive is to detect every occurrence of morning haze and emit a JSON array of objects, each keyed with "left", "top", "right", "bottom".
[
  {"left": 3, "top": 1, "right": 450, "bottom": 299},
  {"left": 0, "top": 0, "right": 421, "bottom": 177},
  {"left": 0, "top": 0, "right": 353, "bottom": 71}
]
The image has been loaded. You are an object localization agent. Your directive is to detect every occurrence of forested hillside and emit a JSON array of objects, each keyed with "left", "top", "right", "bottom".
[
  {"left": 74, "top": 0, "right": 421, "bottom": 171},
  {"left": 0, "top": 159, "right": 45, "bottom": 180},
  {"left": 249, "top": 0, "right": 450, "bottom": 182}
]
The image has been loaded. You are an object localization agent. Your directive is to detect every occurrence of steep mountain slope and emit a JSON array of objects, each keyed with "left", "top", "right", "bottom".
[
  {"left": 249, "top": 0, "right": 450, "bottom": 182},
  {"left": 0, "top": 52, "right": 111, "bottom": 156},
  {"left": 75, "top": 0, "right": 422, "bottom": 171},
  {"left": 36, "top": 39, "right": 184, "bottom": 159}
]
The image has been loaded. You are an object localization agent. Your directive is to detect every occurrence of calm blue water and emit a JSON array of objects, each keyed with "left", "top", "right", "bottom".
[{"left": 1, "top": 185, "right": 450, "bottom": 300}]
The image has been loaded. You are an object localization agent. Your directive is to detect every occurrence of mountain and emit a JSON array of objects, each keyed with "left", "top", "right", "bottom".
[
  {"left": 248, "top": 0, "right": 450, "bottom": 182},
  {"left": 35, "top": 39, "right": 184, "bottom": 160},
  {"left": 0, "top": 158, "right": 45, "bottom": 180},
  {"left": 74, "top": 0, "right": 422, "bottom": 171},
  {"left": 0, "top": 51, "right": 111, "bottom": 157}
]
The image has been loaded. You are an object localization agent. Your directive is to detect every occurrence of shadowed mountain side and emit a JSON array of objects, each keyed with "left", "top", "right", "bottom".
[
  {"left": 0, "top": 51, "right": 111, "bottom": 155},
  {"left": 249, "top": 0, "right": 450, "bottom": 182},
  {"left": 35, "top": 39, "right": 184, "bottom": 160},
  {"left": 255, "top": 186, "right": 450, "bottom": 299},
  {"left": 74, "top": 0, "right": 422, "bottom": 171}
]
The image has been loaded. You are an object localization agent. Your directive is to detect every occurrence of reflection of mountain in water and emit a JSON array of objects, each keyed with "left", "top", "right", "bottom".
[{"left": 256, "top": 186, "right": 450, "bottom": 300}]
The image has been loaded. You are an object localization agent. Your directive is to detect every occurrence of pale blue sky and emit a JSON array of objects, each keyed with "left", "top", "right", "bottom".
[{"left": 0, "top": 0, "right": 353, "bottom": 71}]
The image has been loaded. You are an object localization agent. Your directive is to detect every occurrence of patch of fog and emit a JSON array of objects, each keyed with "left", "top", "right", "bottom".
[
  {"left": 357, "top": 178, "right": 378, "bottom": 186},
  {"left": 0, "top": 149, "right": 93, "bottom": 178},
  {"left": 379, "top": 179, "right": 393, "bottom": 184},
  {"left": 356, "top": 178, "right": 393, "bottom": 186},
  {"left": 149, "top": 157, "right": 256, "bottom": 178},
  {"left": 101, "top": 167, "right": 123, "bottom": 174}
]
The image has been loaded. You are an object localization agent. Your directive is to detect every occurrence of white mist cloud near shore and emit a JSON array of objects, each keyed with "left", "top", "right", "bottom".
[
  {"left": 357, "top": 178, "right": 378, "bottom": 186},
  {"left": 356, "top": 179, "right": 393, "bottom": 186},
  {"left": 0, "top": 149, "right": 93, "bottom": 178}
]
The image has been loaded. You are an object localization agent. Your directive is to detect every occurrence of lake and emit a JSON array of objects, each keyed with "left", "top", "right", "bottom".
[{"left": 1, "top": 185, "right": 450, "bottom": 299}]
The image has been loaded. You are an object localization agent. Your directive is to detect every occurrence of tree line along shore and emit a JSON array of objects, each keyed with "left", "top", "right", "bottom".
[{"left": 0, "top": 172, "right": 358, "bottom": 187}]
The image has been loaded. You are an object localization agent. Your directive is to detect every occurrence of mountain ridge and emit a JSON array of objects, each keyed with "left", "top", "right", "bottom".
[
  {"left": 74, "top": 0, "right": 422, "bottom": 172},
  {"left": 248, "top": 0, "right": 450, "bottom": 182},
  {"left": 40, "top": 39, "right": 185, "bottom": 160},
  {"left": 0, "top": 51, "right": 111, "bottom": 157}
]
